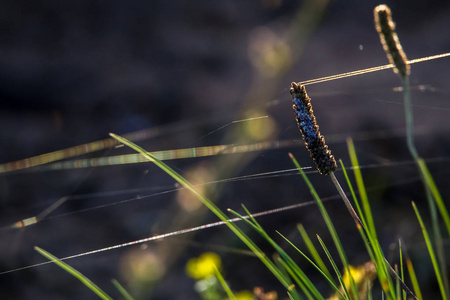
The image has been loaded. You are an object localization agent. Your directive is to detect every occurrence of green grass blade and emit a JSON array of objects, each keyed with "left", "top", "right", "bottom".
[
  {"left": 275, "top": 256, "right": 311, "bottom": 300},
  {"left": 338, "top": 160, "right": 369, "bottom": 232},
  {"left": 111, "top": 279, "right": 134, "bottom": 300},
  {"left": 399, "top": 241, "right": 405, "bottom": 300},
  {"left": 278, "top": 231, "right": 344, "bottom": 299},
  {"left": 402, "top": 75, "right": 449, "bottom": 297},
  {"left": 345, "top": 140, "right": 398, "bottom": 300},
  {"left": 329, "top": 167, "right": 408, "bottom": 298},
  {"left": 214, "top": 266, "right": 235, "bottom": 300},
  {"left": 405, "top": 256, "right": 423, "bottom": 300},
  {"left": 289, "top": 153, "right": 358, "bottom": 299},
  {"left": 109, "top": 133, "right": 300, "bottom": 299},
  {"left": 395, "top": 264, "right": 400, "bottom": 300},
  {"left": 417, "top": 159, "right": 450, "bottom": 236},
  {"left": 316, "top": 235, "right": 350, "bottom": 300},
  {"left": 297, "top": 224, "right": 333, "bottom": 280},
  {"left": 35, "top": 247, "right": 112, "bottom": 300},
  {"left": 411, "top": 201, "right": 447, "bottom": 300},
  {"left": 367, "top": 281, "right": 373, "bottom": 300},
  {"left": 228, "top": 207, "right": 318, "bottom": 300},
  {"left": 346, "top": 138, "right": 377, "bottom": 241}
]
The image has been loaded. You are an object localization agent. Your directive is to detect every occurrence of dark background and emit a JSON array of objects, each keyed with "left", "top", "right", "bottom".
[{"left": 0, "top": 0, "right": 450, "bottom": 299}]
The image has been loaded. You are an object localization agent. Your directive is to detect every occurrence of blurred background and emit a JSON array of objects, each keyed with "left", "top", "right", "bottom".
[{"left": 0, "top": 0, "right": 450, "bottom": 299}]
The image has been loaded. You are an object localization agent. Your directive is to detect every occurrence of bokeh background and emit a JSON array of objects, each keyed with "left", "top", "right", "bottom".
[{"left": 1, "top": 0, "right": 450, "bottom": 299}]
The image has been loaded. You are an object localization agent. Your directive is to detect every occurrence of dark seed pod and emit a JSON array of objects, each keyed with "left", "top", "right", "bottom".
[
  {"left": 290, "top": 82, "right": 337, "bottom": 175},
  {"left": 374, "top": 4, "right": 410, "bottom": 79}
]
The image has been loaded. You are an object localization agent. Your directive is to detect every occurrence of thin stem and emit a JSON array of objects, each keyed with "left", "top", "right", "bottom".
[
  {"left": 330, "top": 171, "right": 418, "bottom": 300},
  {"left": 402, "top": 77, "right": 450, "bottom": 297},
  {"left": 330, "top": 172, "right": 362, "bottom": 227},
  {"left": 402, "top": 77, "right": 419, "bottom": 161}
]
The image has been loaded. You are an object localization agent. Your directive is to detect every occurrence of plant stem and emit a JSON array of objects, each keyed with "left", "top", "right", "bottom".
[
  {"left": 402, "top": 77, "right": 450, "bottom": 297},
  {"left": 330, "top": 171, "right": 417, "bottom": 300}
]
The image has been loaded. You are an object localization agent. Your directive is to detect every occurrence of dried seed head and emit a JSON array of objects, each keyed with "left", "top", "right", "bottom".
[
  {"left": 290, "top": 82, "right": 337, "bottom": 175},
  {"left": 374, "top": 4, "right": 410, "bottom": 79}
]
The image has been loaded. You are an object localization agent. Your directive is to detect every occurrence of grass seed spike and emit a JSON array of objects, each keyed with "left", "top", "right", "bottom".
[
  {"left": 374, "top": 4, "right": 410, "bottom": 79},
  {"left": 290, "top": 82, "right": 337, "bottom": 175}
]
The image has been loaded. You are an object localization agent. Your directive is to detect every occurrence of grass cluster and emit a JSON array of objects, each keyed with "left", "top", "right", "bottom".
[{"left": 34, "top": 4, "right": 449, "bottom": 300}]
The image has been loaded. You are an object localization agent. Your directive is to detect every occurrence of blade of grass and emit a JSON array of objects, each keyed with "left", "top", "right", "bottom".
[
  {"left": 35, "top": 247, "right": 112, "bottom": 300},
  {"left": 411, "top": 201, "right": 447, "bottom": 300},
  {"left": 338, "top": 160, "right": 369, "bottom": 231},
  {"left": 399, "top": 240, "right": 405, "bottom": 300},
  {"left": 367, "top": 280, "right": 373, "bottom": 300},
  {"left": 339, "top": 161, "right": 380, "bottom": 273},
  {"left": 329, "top": 167, "right": 409, "bottom": 298},
  {"left": 214, "top": 266, "right": 235, "bottom": 300},
  {"left": 289, "top": 153, "right": 358, "bottom": 299},
  {"left": 418, "top": 159, "right": 450, "bottom": 295},
  {"left": 275, "top": 255, "right": 312, "bottom": 300},
  {"left": 346, "top": 139, "right": 398, "bottom": 300},
  {"left": 395, "top": 264, "right": 401, "bottom": 300},
  {"left": 278, "top": 231, "right": 345, "bottom": 300},
  {"left": 402, "top": 74, "right": 449, "bottom": 297},
  {"left": 337, "top": 162, "right": 411, "bottom": 300},
  {"left": 111, "top": 279, "right": 134, "bottom": 300},
  {"left": 405, "top": 256, "right": 423, "bottom": 300},
  {"left": 346, "top": 138, "right": 377, "bottom": 241},
  {"left": 417, "top": 159, "right": 450, "bottom": 235},
  {"left": 297, "top": 224, "right": 333, "bottom": 280},
  {"left": 228, "top": 206, "right": 318, "bottom": 300},
  {"left": 316, "top": 235, "right": 351, "bottom": 300},
  {"left": 109, "top": 133, "right": 301, "bottom": 299}
]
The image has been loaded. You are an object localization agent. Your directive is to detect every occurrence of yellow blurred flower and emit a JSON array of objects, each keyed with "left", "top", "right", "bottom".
[
  {"left": 328, "top": 262, "right": 377, "bottom": 300},
  {"left": 186, "top": 252, "right": 222, "bottom": 280},
  {"left": 235, "top": 290, "right": 254, "bottom": 300}
]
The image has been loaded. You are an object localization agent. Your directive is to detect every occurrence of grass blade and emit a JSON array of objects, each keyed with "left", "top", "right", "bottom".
[
  {"left": 214, "top": 266, "right": 235, "bottom": 300},
  {"left": 316, "top": 235, "right": 351, "bottom": 300},
  {"left": 109, "top": 133, "right": 300, "bottom": 299},
  {"left": 35, "top": 247, "right": 112, "bottom": 300},
  {"left": 289, "top": 153, "right": 358, "bottom": 299},
  {"left": 278, "top": 231, "right": 344, "bottom": 299},
  {"left": 405, "top": 256, "right": 423, "bottom": 300},
  {"left": 411, "top": 201, "right": 447, "bottom": 300},
  {"left": 228, "top": 207, "right": 318, "bottom": 300},
  {"left": 346, "top": 138, "right": 377, "bottom": 241},
  {"left": 111, "top": 279, "right": 134, "bottom": 300},
  {"left": 399, "top": 240, "right": 405, "bottom": 300},
  {"left": 417, "top": 159, "right": 450, "bottom": 236},
  {"left": 297, "top": 224, "right": 333, "bottom": 280}
]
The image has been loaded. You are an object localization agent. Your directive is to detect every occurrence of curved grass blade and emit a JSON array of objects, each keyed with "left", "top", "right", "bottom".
[
  {"left": 229, "top": 206, "right": 320, "bottom": 300},
  {"left": 109, "top": 133, "right": 301, "bottom": 299},
  {"left": 34, "top": 247, "right": 112, "bottom": 300},
  {"left": 417, "top": 159, "right": 450, "bottom": 236},
  {"left": 399, "top": 241, "right": 405, "bottom": 300},
  {"left": 338, "top": 160, "right": 369, "bottom": 233},
  {"left": 405, "top": 256, "right": 423, "bottom": 300},
  {"left": 346, "top": 140, "right": 398, "bottom": 300},
  {"left": 275, "top": 256, "right": 314, "bottom": 300},
  {"left": 316, "top": 235, "right": 351, "bottom": 300},
  {"left": 278, "top": 231, "right": 344, "bottom": 299},
  {"left": 411, "top": 202, "right": 447, "bottom": 300},
  {"left": 214, "top": 266, "right": 235, "bottom": 300},
  {"left": 289, "top": 153, "right": 358, "bottom": 299},
  {"left": 346, "top": 139, "right": 377, "bottom": 240},
  {"left": 111, "top": 279, "right": 134, "bottom": 300},
  {"left": 297, "top": 224, "right": 334, "bottom": 280}
]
